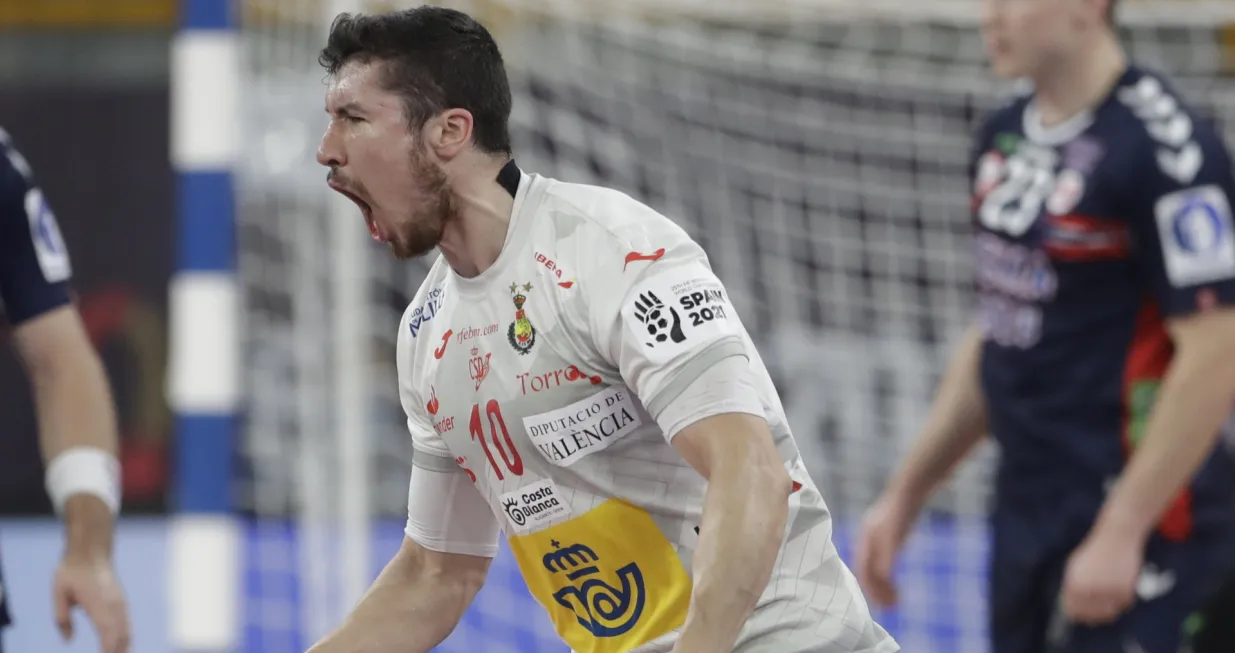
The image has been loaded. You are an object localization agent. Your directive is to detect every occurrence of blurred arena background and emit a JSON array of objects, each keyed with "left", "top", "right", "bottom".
[{"left": 1, "top": 0, "right": 1235, "bottom": 651}]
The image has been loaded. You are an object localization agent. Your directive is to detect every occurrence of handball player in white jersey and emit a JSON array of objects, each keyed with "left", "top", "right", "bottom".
[{"left": 307, "top": 7, "right": 897, "bottom": 653}]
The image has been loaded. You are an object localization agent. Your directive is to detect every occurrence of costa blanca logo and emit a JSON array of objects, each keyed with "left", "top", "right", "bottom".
[
  {"left": 408, "top": 287, "right": 445, "bottom": 338},
  {"left": 500, "top": 478, "right": 570, "bottom": 534},
  {"left": 508, "top": 281, "right": 537, "bottom": 355},
  {"left": 523, "top": 386, "right": 644, "bottom": 466}
]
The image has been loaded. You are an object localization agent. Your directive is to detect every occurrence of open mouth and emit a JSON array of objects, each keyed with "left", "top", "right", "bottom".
[{"left": 329, "top": 181, "right": 385, "bottom": 242}]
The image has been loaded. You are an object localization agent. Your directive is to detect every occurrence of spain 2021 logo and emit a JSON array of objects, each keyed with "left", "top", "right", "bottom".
[{"left": 508, "top": 281, "right": 536, "bottom": 355}]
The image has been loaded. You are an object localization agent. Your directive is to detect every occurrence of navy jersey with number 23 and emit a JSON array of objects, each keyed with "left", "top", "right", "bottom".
[{"left": 971, "top": 67, "right": 1235, "bottom": 552}]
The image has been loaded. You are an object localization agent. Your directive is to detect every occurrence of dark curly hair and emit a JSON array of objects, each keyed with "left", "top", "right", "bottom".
[{"left": 318, "top": 6, "right": 513, "bottom": 156}]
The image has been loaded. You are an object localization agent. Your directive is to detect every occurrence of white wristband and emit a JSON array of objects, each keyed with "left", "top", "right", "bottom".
[{"left": 44, "top": 447, "right": 122, "bottom": 515}]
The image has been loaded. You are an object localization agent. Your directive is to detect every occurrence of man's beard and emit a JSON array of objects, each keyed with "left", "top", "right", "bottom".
[{"left": 391, "top": 151, "right": 454, "bottom": 260}]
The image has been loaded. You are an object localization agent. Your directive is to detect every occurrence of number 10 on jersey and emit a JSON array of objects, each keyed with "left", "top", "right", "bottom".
[{"left": 470, "top": 400, "right": 523, "bottom": 480}]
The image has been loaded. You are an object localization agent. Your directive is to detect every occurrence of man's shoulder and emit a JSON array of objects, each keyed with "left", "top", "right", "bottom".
[
  {"left": 0, "top": 128, "right": 32, "bottom": 220},
  {"left": 1106, "top": 66, "right": 1229, "bottom": 185},
  {"left": 1113, "top": 66, "right": 1207, "bottom": 118},
  {"left": 398, "top": 257, "right": 451, "bottom": 349},
  {"left": 535, "top": 177, "right": 695, "bottom": 253},
  {"left": 527, "top": 177, "right": 703, "bottom": 286},
  {"left": 1107, "top": 66, "right": 1223, "bottom": 144}
]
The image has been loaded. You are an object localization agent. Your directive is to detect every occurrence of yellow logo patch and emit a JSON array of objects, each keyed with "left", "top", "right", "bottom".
[{"left": 507, "top": 499, "right": 692, "bottom": 653}]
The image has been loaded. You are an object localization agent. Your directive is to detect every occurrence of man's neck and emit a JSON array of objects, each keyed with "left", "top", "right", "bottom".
[
  {"left": 1031, "top": 33, "right": 1128, "bottom": 127},
  {"left": 438, "top": 156, "right": 517, "bottom": 278}
]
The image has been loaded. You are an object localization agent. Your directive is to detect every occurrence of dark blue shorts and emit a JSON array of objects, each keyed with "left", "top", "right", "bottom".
[
  {"left": 1192, "top": 566, "right": 1235, "bottom": 653},
  {"left": 990, "top": 523, "right": 1235, "bottom": 653}
]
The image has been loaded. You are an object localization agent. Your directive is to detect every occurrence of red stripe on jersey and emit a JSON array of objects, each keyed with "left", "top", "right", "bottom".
[
  {"left": 1043, "top": 214, "right": 1131, "bottom": 261},
  {"left": 1122, "top": 298, "right": 1192, "bottom": 542}
]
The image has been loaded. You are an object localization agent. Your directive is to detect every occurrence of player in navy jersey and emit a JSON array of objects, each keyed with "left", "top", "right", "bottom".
[
  {"left": 0, "top": 128, "right": 130, "bottom": 653},
  {"left": 855, "top": 0, "right": 1235, "bottom": 652}
]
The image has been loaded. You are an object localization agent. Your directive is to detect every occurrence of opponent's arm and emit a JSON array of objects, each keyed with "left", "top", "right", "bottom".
[
  {"left": 671, "top": 409, "right": 791, "bottom": 653},
  {"left": 856, "top": 324, "right": 986, "bottom": 606},
  {"left": 0, "top": 136, "right": 128, "bottom": 652},
  {"left": 882, "top": 324, "right": 988, "bottom": 507},
  {"left": 879, "top": 113, "right": 998, "bottom": 505},
  {"left": 13, "top": 307, "right": 121, "bottom": 559},
  {"left": 1062, "top": 112, "right": 1235, "bottom": 625},
  {"left": 306, "top": 536, "right": 491, "bottom": 653},
  {"left": 1093, "top": 119, "right": 1235, "bottom": 538},
  {"left": 1, "top": 138, "right": 120, "bottom": 534},
  {"left": 14, "top": 307, "right": 128, "bottom": 652},
  {"left": 1094, "top": 308, "right": 1235, "bottom": 539}
]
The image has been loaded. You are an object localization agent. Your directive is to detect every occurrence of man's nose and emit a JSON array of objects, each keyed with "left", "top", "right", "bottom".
[{"left": 317, "top": 125, "right": 344, "bottom": 168}]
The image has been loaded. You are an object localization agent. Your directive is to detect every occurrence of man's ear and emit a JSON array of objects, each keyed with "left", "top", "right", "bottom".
[{"left": 426, "top": 108, "right": 474, "bottom": 160}]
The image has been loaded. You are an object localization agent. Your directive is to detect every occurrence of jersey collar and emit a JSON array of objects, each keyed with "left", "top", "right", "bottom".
[
  {"left": 1022, "top": 65, "right": 1135, "bottom": 147},
  {"left": 1022, "top": 101, "right": 1094, "bottom": 147},
  {"left": 497, "top": 159, "right": 521, "bottom": 198}
]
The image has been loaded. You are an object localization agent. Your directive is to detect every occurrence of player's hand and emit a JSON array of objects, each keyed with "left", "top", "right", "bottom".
[
  {"left": 1061, "top": 525, "right": 1144, "bottom": 625},
  {"left": 53, "top": 553, "right": 131, "bottom": 653},
  {"left": 854, "top": 492, "right": 919, "bottom": 607}
]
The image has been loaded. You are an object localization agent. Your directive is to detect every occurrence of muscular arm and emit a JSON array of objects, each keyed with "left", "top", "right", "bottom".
[
  {"left": 1095, "top": 307, "right": 1235, "bottom": 539},
  {"left": 1094, "top": 116, "right": 1235, "bottom": 539},
  {"left": 884, "top": 324, "right": 988, "bottom": 506},
  {"left": 13, "top": 305, "right": 120, "bottom": 558},
  {"left": 307, "top": 537, "right": 490, "bottom": 653},
  {"left": 671, "top": 412, "right": 792, "bottom": 652}
]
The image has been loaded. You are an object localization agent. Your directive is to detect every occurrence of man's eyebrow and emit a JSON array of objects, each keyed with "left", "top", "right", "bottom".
[{"left": 327, "top": 101, "right": 364, "bottom": 116}]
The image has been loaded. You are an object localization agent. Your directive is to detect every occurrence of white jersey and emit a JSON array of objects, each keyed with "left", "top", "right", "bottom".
[{"left": 397, "top": 169, "right": 897, "bottom": 653}]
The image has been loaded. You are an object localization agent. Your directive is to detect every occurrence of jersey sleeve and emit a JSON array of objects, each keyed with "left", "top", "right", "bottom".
[
  {"left": 395, "top": 297, "right": 453, "bottom": 460},
  {"left": 395, "top": 300, "right": 501, "bottom": 555},
  {"left": 1126, "top": 107, "right": 1235, "bottom": 317},
  {"left": 0, "top": 136, "right": 72, "bottom": 325},
  {"left": 585, "top": 225, "right": 750, "bottom": 421},
  {"left": 403, "top": 459, "right": 501, "bottom": 557}
]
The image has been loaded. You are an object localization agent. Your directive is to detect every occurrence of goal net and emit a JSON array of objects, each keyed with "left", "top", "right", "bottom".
[{"left": 234, "top": 1, "right": 1235, "bottom": 651}]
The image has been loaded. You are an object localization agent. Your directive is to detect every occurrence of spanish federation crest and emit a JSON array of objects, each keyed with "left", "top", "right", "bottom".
[
  {"left": 469, "top": 347, "right": 491, "bottom": 391},
  {"left": 508, "top": 281, "right": 536, "bottom": 355}
]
